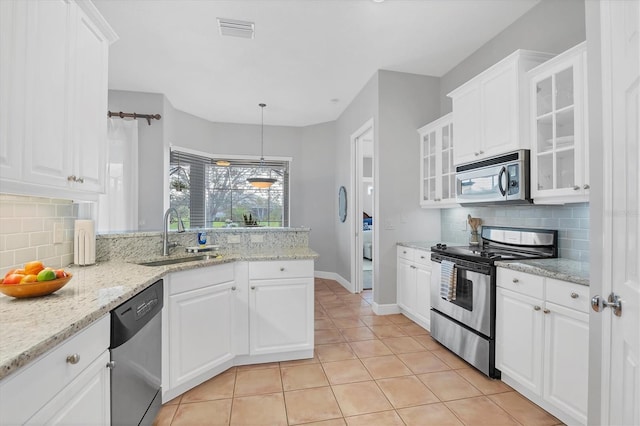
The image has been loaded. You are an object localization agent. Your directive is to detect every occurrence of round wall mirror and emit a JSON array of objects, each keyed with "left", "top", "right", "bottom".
[{"left": 338, "top": 186, "right": 347, "bottom": 222}]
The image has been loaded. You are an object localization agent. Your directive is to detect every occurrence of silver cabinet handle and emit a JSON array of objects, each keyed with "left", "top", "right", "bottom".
[
  {"left": 410, "top": 265, "right": 416, "bottom": 269},
  {"left": 280, "top": 267, "right": 285, "bottom": 271},
  {"left": 512, "top": 278, "right": 519, "bottom": 283},
  {"left": 66, "top": 354, "right": 80, "bottom": 364},
  {"left": 573, "top": 185, "right": 580, "bottom": 190},
  {"left": 251, "top": 286, "right": 256, "bottom": 290},
  {"left": 67, "top": 175, "right": 76, "bottom": 182},
  {"left": 543, "top": 308, "right": 550, "bottom": 314},
  {"left": 583, "top": 184, "right": 590, "bottom": 189},
  {"left": 76, "top": 177, "right": 84, "bottom": 183},
  {"left": 106, "top": 361, "right": 116, "bottom": 369},
  {"left": 570, "top": 292, "right": 579, "bottom": 299},
  {"left": 474, "top": 152, "right": 480, "bottom": 156},
  {"left": 420, "top": 256, "right": 425, "bottom": 259},
  {"left": 231, "top": 286, "right": 237, "bottom": 291},
  {"left": 533, "top": 305, "right": 541, "bottom": 311},
  {"left": 479, "top": 150, "right": 484, "bottom": 155}
]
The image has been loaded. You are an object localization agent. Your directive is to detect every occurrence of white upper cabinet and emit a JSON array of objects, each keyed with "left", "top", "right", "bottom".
[
  {"left": 528, "top": 42, "right": 588, "bottom": 204},
  {"left": 418, "top": 113, "right": 458, "bottom": 208},
  {"left": 448, "top": 50, "right": 554, "bottom": 166},
  {"left": 0, "top": 0, "right": 117, "bottom": 200}
]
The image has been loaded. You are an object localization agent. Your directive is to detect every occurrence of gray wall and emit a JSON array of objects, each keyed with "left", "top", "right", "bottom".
[{"left": 440, "top": 0, "right": 587, "bottom": 113}]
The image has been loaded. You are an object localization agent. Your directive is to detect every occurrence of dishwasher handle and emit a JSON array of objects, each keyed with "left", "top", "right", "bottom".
[{"left": 110, "top": 279, "right": 164, "bottom": 349}]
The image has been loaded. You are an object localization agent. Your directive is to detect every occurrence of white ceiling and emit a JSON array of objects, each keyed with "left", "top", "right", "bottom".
[{"left": 94, "top": 0, "right": 539, "bottom": 127}]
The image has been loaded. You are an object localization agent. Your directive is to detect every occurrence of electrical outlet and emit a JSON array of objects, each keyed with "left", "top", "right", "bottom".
[
  {"left": 53, "top": 222, "right": 64, "bottom": 244},
  {"left": 227, "top": 235, "right": 241, "bottom": 244},
  {"left": 250, "top": 234, "right": 264, "bottom": 243}
]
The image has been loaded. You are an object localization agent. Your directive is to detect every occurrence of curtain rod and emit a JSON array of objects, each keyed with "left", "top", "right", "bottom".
[{"left": 107, "top": 111, "right": 161, "bottom": 126}]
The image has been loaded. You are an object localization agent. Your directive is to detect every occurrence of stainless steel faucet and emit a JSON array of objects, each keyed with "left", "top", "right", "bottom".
[{"left": 163, "top": 207, "right": 185, "bottom": 256}]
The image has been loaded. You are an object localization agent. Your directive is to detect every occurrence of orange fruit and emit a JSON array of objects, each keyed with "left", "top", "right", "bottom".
[
  {"left": 20, "top": 274, "right": 38, "bottom": 284},
  {"left": 24, "top": 261, "right": 44, "bottom": 275},
  {"left": 2, "top": 274, "right": 25, "bottom": 285}
]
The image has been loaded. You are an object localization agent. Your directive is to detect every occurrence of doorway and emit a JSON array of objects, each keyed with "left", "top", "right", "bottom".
[{"left": 351, "top": 119, "right": 374, "bottom": 294}]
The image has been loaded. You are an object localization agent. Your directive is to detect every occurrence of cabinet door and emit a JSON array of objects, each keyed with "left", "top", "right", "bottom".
[
  {"left": 397, "top": 257, "right": 416, "bottom": 312},
  {"left": 439, "top": 121, "right": 456, "bottom": 203},
  {"left": 481, "top": 60, "right": 519, "bottom": 157},
  {"left": 420, "top": 129, "right": 438, "bottom": 204},
  {"left": 169, "top": 281, "right": 236, "bottom": 387},
  {"left": 496, "top": 287, "right": 544, "bottom": 395},
  {"left": 71, "top": 6, "right": 109, "bottom": 192},
  {"left": 27, "top": 350, "right": 110, "bottom": 426},
  {"left": 452, "top": 85, "right": 481, "bottom": 165},
  {"left": 543, "top": 302, "right": 589, "bottom": 424},
  {"left": 249, "top": 277, "right": 313, "bottom": 355},
  {"left": 415, "top": 265, "right": 431, "bottom": 329}
]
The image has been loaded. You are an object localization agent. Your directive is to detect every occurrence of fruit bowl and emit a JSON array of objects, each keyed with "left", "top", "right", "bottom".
[{"left": 0, "top": 274, "right": 73, "bottom": 298}]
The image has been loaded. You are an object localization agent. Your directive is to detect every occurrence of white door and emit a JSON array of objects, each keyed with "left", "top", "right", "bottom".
[{"left": 596, "top": 1, "right": 640, "bottom": 424}]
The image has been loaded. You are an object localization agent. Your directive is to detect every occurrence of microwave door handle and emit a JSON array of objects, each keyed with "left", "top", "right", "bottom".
[{"left": 498, "top": 166, "right": 507, "bottom": 196}]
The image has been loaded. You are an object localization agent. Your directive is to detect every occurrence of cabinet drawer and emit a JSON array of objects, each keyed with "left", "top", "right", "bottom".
[
  {"left": 0, "top": 315, "right": 110, "bottom": 426},
  {"left": 414, "top": 249, "right": 431, "bottom": 268},
  {"left": 249, "top": 260, "right": 313, "bottom": 280},
  {"left": 397, "top": 246, "right": 414, "bottom": 261},
  {"left": 169, "top": 263, "right": 235, "bottom": 295},
  {"left": 497, "top": 267, "right": 544, "bottom": 299},
  {"left": 546, "top": 278, "right": 589, "bottom": 313}
]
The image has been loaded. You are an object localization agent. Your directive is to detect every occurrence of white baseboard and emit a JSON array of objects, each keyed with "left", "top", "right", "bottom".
[
  {"left": 315, "top": 270, "right": 354, "bottom": 293},
  {"left": 372, "top": 302, "right": 401, "bottom": 316}
]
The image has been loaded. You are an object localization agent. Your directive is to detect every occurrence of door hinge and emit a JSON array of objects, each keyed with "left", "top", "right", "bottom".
[{"left": 591, "top": 293, "right": 622, "bottom": 317}]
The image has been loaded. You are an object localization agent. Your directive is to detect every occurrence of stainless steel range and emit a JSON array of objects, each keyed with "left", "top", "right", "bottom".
[{"left": 430, "top": 226, "right": 557, "bottom": 378}]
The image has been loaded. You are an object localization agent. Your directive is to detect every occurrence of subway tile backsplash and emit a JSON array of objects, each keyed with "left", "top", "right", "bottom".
[
  {"left": 0, "top": 194, "right": 77, "bottom": 276},
  {"left": 441, "top": 203, "right": 589, "bottom": 261}
]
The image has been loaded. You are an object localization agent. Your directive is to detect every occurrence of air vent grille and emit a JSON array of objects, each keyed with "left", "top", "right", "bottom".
[{"left": 217, "top": 18, "right": 255, "bottom": 39}]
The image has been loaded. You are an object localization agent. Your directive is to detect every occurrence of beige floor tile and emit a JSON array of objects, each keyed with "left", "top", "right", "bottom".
[
  {"left": 376, "top": 375, "right": 439, "bottom": 408},
  {"left": 385, "top": 313, "right": 413, "bottom": 324},
  {"left": 284, "top": 386, "right": 343, "bottom": 425},
  {"left": 456, "top": 368, "right": 512, "bottom": 395},
  {"left": 397, "top": 351, "right": 451, "bottom": 374},
  {"left": 332, "top": 381, "right": 393, "bottom": 417},
  {"left": 359, "top": 315, "right": 391, "bottom": 326},
  {"left": 280, "top": 352, "right": 320, "bottom": 367},
  {"left": 172, "top": 399, "right": 232, "bottom": 426},
  {"left": 152, "top": 404, "right": 178, "bottom": 426},
  {"left": 302, "top": 419, "right": 347, "bottom": 426},
  {"left": 316, "top": 342, "right": 357, "bottom": 362},
  {"left": 332, "top": 317, "right": 366, "bottom": 328},
  {"left": 398, "top": 322, "right": 429, "bottom": 336},
  {"left": 397, "top": 403, "right": 464, "bottom": 426},
  {"left": 349, "top": 340, "right": 393, "bottom": 358},
  {"left": 369, "top": 324, "right": 408, "bottom": 339},
  {"left": 356, "top": 306, "right": 374, "bottom": 316},
  {"left": 316, "top": 318, "right": 338, "bottom": 330},
  {"left": 234, "top": 367, "right": 283, "bottom": 396},
  {"left": 445, "top": 396, "right": 519, "bottom": 425},
  {"left": 164, "top": 395, "right": 182, "bottom": 405},
  {"left": 316, "top": 329, "right": 347, "bottom": 344},
  {"left": 180, "top": 368, "right": 235, "bottom": 403},
  {"left": 489, "top": 391, "right": 560, "bottom": 425},
  {"left": 322, "top": 359, "right": 372, "bottom": 384},
  {"left": 281, "top": 363, "right": 329, "bottom": 391},
  {"left": 432, "top": 348, "right": 472, "bottom": 369},
  {"left": 340, "top": 327, "right": 377, "bottom": 342},
  {"left": 418, "top": 370, "right": 483, "bottom": 401},
  {"left": 345, "top": 410, "right": 405, "bottom": 426},
  {"left": 316, "top": 309, "right": 329, "bottom": 319},
  {"left": 322, "top": 300, "right": 348, "bottom": 308},
  {"left": 230, "top": 393, "right": 288, "bottom": 426},
  {"left": 412, "top": 333, "right": 444, "bottom": 350},
  {"left": 381, "top": 336, "right": 427, "bottom": 354},
  {"left": 236, "top": 361, "right": 280, "bottom": 371},
  {"left": 360, "top": 355, "right": 413, "bottom": 379},
  {"left": 327, "top": 309, "right": 361, "bottom": 319}
]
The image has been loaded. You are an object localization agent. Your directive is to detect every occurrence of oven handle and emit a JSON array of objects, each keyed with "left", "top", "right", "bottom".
[
  {"left": 431, "top": 257, "right": 492, "bottom": 276},
  {"left": 498, "top": 166, "right": 507, "bottom": 196}
]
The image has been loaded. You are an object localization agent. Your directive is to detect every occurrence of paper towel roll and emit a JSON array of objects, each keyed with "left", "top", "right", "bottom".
[{"left": 74, "top": 220, "right": 96, "bottom": 265}]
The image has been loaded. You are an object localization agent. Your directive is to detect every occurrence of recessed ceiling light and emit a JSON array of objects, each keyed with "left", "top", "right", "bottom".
[{"left": 217, "top": 18, "right": 255, "bottom": 39}]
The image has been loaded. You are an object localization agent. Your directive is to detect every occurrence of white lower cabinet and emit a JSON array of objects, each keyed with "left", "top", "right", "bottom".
[
  {"left": 0, "top": 315, "right": 111, "bottom": 426},
  {"left": 496, "top": 268, "right": 588, "bottom": 425},
  {"left": 396, "top": 246, "right": 431, "bottom": 330}
]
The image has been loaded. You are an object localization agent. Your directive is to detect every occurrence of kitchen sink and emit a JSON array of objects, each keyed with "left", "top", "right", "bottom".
[{"left": 136, "top": 254, "right": 220, "bottom": 267}]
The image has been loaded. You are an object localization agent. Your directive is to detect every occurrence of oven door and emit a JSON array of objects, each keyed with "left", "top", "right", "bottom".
[{"left": 430, "top": 260, "right": 493, "bottom": 337}]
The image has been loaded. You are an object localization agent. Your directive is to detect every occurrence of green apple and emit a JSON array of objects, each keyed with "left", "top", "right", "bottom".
[{"left": 36, "top": 269, "right": 56, "bottom": 282}]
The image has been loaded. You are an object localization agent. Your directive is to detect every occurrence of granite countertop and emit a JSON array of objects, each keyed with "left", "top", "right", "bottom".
[
  {"left": 0, "top": 249, "right": 318, "bottom": 381},
  {"left": 397, "top": 241, "right": 459, "bottom": 251},
  {"left": 495, "top": 258, "right": 590, "bottom": 287}
]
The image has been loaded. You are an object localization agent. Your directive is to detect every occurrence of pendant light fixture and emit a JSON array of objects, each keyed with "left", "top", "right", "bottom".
[{"left": 247, "top": 103, "right": 277, "bottom": 189}]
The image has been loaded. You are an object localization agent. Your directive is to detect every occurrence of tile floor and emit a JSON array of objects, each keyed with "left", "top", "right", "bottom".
[{"left": 154, "top": 278, "right": 562, "bottom": 425}]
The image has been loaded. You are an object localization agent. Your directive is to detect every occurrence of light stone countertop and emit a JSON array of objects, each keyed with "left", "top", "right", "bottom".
[
  {"left": 495, "top": 258, "right": 590, "bottom": 286},
  {"left": 396, "top": 241, "right": 459, "bottom": 251},
  {"left": 0, "top": 249, "right": 317, "bottom": 381}
]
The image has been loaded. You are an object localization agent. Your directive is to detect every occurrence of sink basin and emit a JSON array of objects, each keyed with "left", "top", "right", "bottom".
[{"left": 136, "top": 254, "right": 219, "bottom": 267}]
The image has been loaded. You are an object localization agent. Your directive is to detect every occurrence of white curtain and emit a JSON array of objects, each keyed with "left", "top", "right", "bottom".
[{"left": 97, "top": 118, "right": 139, "bottom": 233}]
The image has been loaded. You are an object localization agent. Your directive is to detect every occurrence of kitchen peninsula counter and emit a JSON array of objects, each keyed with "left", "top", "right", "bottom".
[{"left": 0, "top": 248, "right": 318, "bottom": 380}]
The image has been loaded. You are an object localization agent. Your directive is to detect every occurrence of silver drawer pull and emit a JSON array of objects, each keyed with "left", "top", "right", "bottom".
[
  {"left": 280, "top": 267, "right": 285, "bottom": 271},
  {"left": 106, "top": 361, "right": 116, "bottom": 369},
  {"left": 573, "top": 185, "right": 580, "bottom": 190},
  {"left": 533, "top": 305, "right": 541, "bottom": 311},
  {"left": 512, "top": 278, "right": 519, "bottom": 283},
  {"left": 570, "top": 292, "right": 579, "bottom": 299},
  {"left": 543, "top": 308, "right": 551, "bottom": 314},
  {"left": 251, "top": 286, "right": 256, "bottom": 290},
  {"left": 583, "top": 184, "right": 590, "bottom": 189},
  {"left": 66, "top": 354, "right": 80, "bottom": 364},
  {"left": 232, "top": 286, "right": 237, "bottom": 291}
]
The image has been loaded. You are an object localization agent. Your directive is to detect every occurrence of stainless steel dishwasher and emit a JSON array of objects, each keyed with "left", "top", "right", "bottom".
[{"left": 109, "top": 279, "right": 163, "bottom": 426}]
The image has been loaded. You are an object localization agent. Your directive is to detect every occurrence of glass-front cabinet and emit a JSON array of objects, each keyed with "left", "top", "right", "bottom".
[
  {"left": 418, "top": 113, "right": 457, "bottom": 208},
  {"left": 528, "top": 42, "right": 588, "bottom": 204}
]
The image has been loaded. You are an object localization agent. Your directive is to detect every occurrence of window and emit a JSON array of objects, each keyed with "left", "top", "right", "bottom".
[{"left": 170, "top": 149, "right": 289, "bottom": 229}]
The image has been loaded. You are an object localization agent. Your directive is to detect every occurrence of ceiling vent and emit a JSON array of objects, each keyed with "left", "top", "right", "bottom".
[{"left": 217, "top": 18, "right": 255, "bottom": 39}]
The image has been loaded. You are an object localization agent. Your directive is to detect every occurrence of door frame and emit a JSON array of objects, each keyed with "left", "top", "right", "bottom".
[{"left": 350, "top": 118, "right": 374, "bottom": 294}]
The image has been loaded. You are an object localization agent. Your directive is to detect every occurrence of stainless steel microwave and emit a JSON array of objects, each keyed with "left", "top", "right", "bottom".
[{"left": 455, "top": 150, "right": 531, "bottom": 206}]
